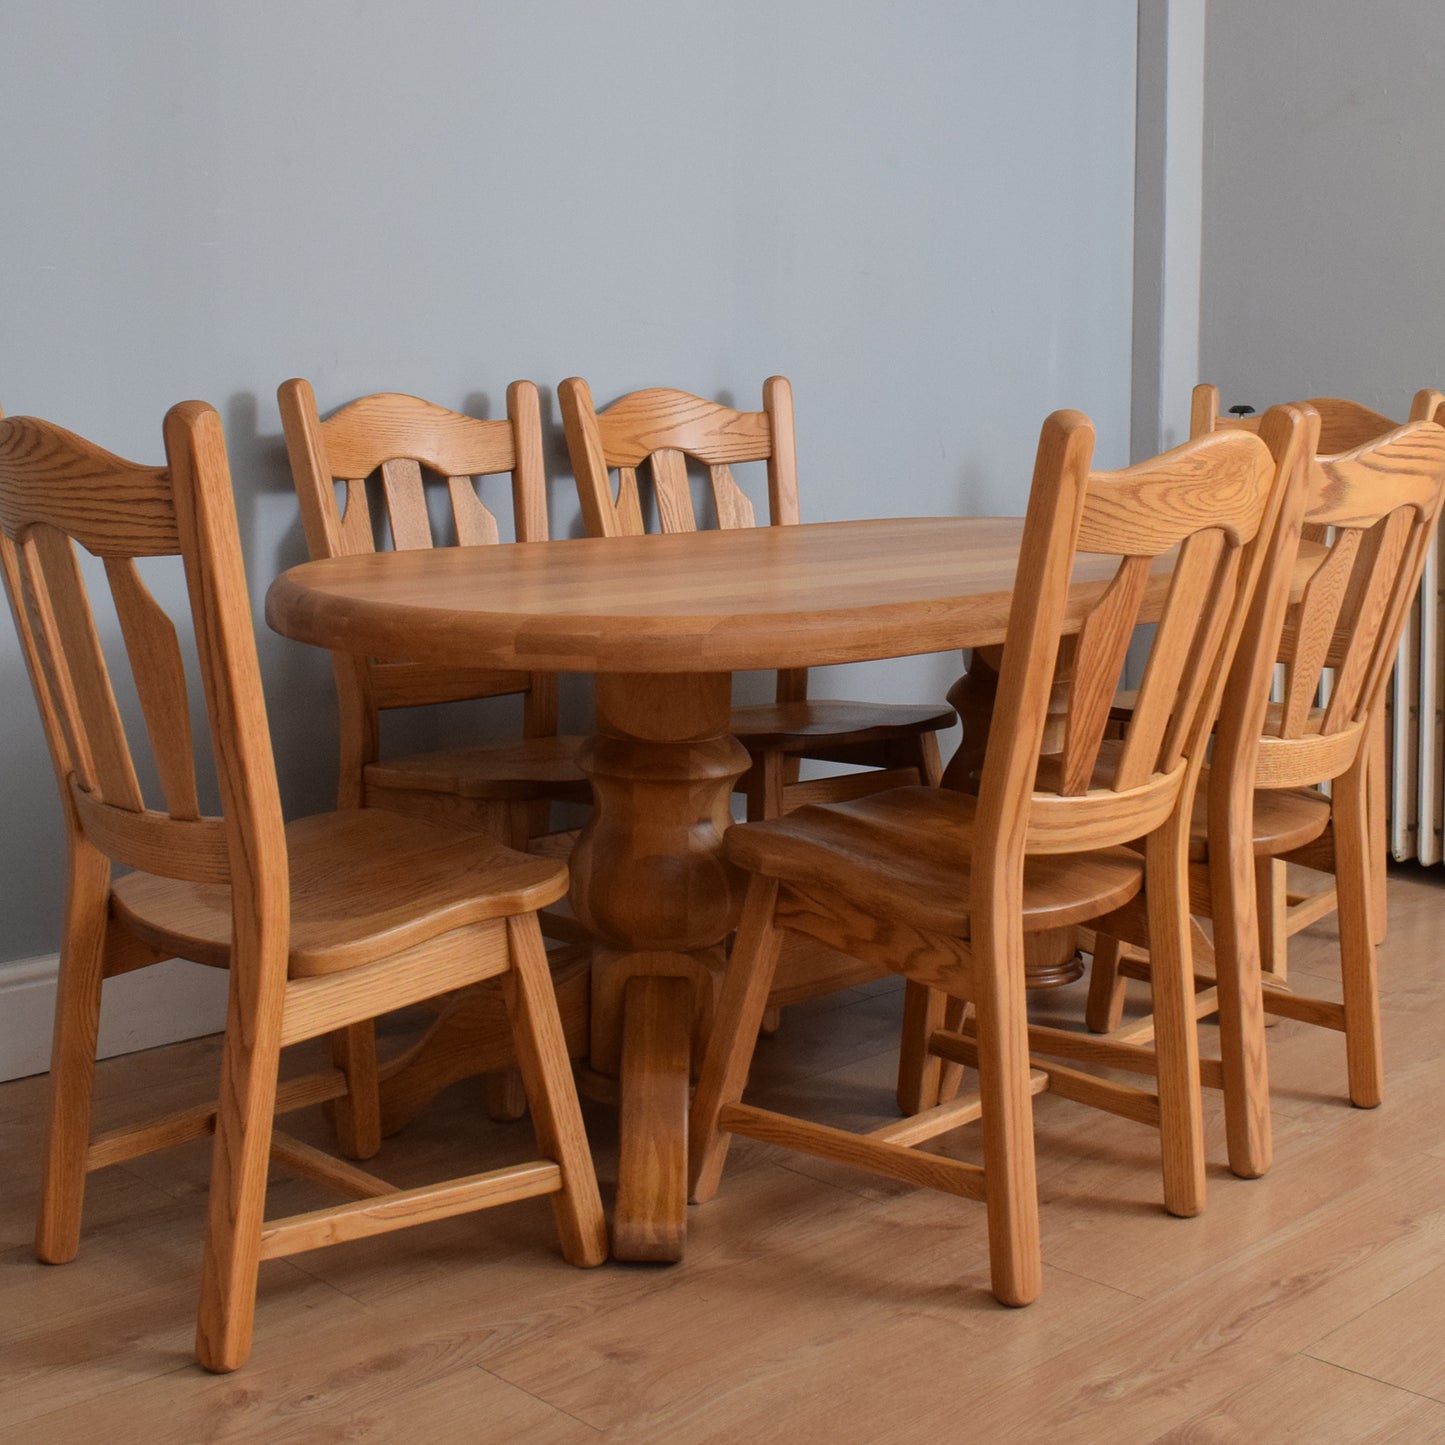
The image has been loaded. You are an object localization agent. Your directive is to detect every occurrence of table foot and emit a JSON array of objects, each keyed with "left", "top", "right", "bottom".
[
  {"left": 1024, "top": 929, "right": 1086, "bottom": 989},
  {"left": 613, "top": 975, "right": 693, "bottom": 1263}
]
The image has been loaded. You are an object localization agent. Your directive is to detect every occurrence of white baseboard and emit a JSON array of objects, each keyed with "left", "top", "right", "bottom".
[{"left": 0, "top": 953, "right": 229, "bottom": 1083}]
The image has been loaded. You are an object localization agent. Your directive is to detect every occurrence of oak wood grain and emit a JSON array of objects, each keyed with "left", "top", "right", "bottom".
[
  {"left": 0, "top": 403, "right": 607, "bottom": 1373},
  {"left": 5, "top": 858, "right": 1444, "bottom": 1437},
  {"left": 1093, "top": 394, "right": 1445, "bottom": 1183},
  {"left": 690, "top": 409, "right": 1287, "bottom": 1306}
]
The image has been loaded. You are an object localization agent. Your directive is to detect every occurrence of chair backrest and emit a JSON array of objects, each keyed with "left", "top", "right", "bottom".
[
  {"left": 1191, "top": 382, "right": 1445, "bottom": 785},
  {"left": 975, "top": 411, "right": 1291, "bottom": 880},
  {"left": 559, "top": 375, "right": 803, "bottom": 701},
  {"left": 559, "top": 377, "right": 799, "bottom": 538},
  {"left": 0, "top": 403, "right": 288, "bottom": 939},
  {"left": 278, "top": 380, "right": 559, "bottom": 801},
  {"left": 1192, "top": 382, "right": 1445, "bottom": 452},
  {"left": 1213, "top": 406, "right": 1445, "bottom": 797}
]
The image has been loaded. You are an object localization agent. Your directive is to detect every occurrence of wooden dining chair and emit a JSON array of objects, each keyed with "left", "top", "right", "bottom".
[
  {"left": 280, "top": 379, "right": 595, "bottom": 1136},
  {"left": 689, "top": 410, "right": 1287, "bottom": 1306},
  {"left": 278, "top": 379, "right": 590, "bottom": 843},
  {"left": 1085, "top": 404, "right": 1445, "bottom": 1177},
  {"left": 558, "top": 377, "right": 955, "bottom": 819},
  {"left": 0, "top": 402, "right": 607, "bottom": 1373},
  {"left": 1181, "top": 383, "right": 1445, "bottom": 966}
]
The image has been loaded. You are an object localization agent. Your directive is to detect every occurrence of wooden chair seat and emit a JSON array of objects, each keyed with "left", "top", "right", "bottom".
[
  {"left": 726, "top": 787, "right": 1145, "bottom": 939},
  {"left": 1185, "top": 772, "right": 1331, "bottom": 861},
  {"left": 728, "top": 697, "right": 957, "bottom": 751},
  {"left": 365, "top": 735, "right": 590, "bottom": 801},
  {"left": 111, "top": 810, "right": 568, "bottom": 977}
]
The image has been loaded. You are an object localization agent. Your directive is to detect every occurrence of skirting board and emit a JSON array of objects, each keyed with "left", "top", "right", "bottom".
[{"left": 0, "top": 954, "right": 229, "bottom": 1083}]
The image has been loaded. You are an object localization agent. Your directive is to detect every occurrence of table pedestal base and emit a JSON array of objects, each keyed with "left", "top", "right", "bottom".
[
  {"left": 614, "top": 976, "right": 694, "bottom": 1262},
  {"left": 573, "top": 673, "right": 749, "bottom": 1262}
]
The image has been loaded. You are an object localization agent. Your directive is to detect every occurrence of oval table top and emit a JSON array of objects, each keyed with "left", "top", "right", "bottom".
[{"left": 265, "top": 516, "right": 1156, "bottom": 674}]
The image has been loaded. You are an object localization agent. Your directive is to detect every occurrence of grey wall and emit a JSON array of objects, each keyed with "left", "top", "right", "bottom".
[
  {"left": 0, "top": 1, "right": 1138, "bottom": 968},
  {"left": 1200, "top": 1, "right": 1445, "bottom": 411}
]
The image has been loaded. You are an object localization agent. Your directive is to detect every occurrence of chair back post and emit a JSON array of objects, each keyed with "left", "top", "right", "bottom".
[
  {"left": 560, "top": 376, "right": 635, "bottom": 538},
  {"left": 164, "top": 402, "right": 291, "bottom": 955},
  {"left": 502, "top": 378, "right": 558, "bottom": 737},
  {"left": 278, "top": 377, "right": 381, "bottom": 801},
  {"left": 278, "top": 377, "right": 348, "bottom": 560},
  {"left": 1190, "top": 383, "right": 1222, "bottom": 438},
  {"left": 162, "top": 405, "right": 292, "bottom": 1368},
  {"left": 974, "top": 411, "right": 1094, "bottom": 882},
  {"left": 760, "top": 376, "right": 805, "bottom": 704},
  {"left": 506, "top": 379, "right": 550, "bottom": 544},
  {"left": 1408, "top": 389, "right": 1445, "bottom": 424},
  {"left": 762, "top": 375, "right": 800, "bottom": 527}
]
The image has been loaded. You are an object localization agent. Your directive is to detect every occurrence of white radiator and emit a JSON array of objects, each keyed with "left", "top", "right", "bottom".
[{"left": 1388, "top": 522, "right": 1445, "bottom": 863}]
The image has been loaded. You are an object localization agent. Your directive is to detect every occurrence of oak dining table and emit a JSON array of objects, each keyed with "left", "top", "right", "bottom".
[{"left": 266, "top": 515, "right": 1175, "bottom": 1261}]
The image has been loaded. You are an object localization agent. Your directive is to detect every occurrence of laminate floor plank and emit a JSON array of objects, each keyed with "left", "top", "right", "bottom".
[
  {"left": 1150, "top": 1353, "right": 1445, "bottom": 1443},
  {"left": 868, "top": 1155, "right": 1445, "bottom": 1442},
  {"left": 18, "top": 1355, "right": 598, "bottom": 1445},
  {"left": 1306, "top": 1260, "right": 1445, "bottom": 1402},
  {"left": 0, "top": 1255, "right": 366, "bottom": 1432},
  {"left": 0, "top": 868, "right": 1440, "bottom": 1442}
]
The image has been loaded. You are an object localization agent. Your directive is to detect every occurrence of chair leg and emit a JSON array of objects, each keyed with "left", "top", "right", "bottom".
[
  {"left": 1367, "top": 710, "right": 1388, "bottom": 946},
  {"left": 1084, "top": 932, "right": 1128, "bottom": 1034},
  {"left": 485, "top": 1069, "right": 529, "bottom": 1122},
  {"left": 1210, "top": 842, "right": 1272, "bottom": 1180},
  {"left": 327, "top": 1023, "right": 381, "bottom": 1159},
  {"left": 897, "top": 990, "right": 970, "bottom": 1113},
  {"left": 969, "top": 885, "right": 1041, "bottom": 1308},
  {"left": 897, "top": 984, "right": 966, "bottom": 1113},
  {"left": 1334, "top": 761, "right": 1384, "bottom": 1108},
  {"left": 35, "top": 842, "right": 111, "bottom": 1265},
  {"left": 688, "top": 876, "right": 785, "bottom": 1204},
  {"left": 506, "top": 799, "right": 547, "bottom": 851},
  {"left": 501, "top": 915, "right": 607, "bottom": 1267},
  {"left": 897, "top": 981, "right": 945, "bottom": 1114},
  {"left": 935, "top": 996, "right": 970, "bottom": 1104},
  {"left": 747, "top": 750, "right": 788, "bottom": 821},
  {"left": 1256, "top": 857, "right": 1289, "bottom": 985},
  {"left": 195, "top": 954, "right": 288, "bottom": 1374},
  {"left": 915, "top": 730, "right": 944, "bottom": 788},
  {"left": 1144, "top": 825, "right": 1206, "bottom": 1218}
]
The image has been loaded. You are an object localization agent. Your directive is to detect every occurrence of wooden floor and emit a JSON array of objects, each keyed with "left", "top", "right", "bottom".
[{"left": 3, "top": 867, "right": 1444, "bottom": 1443}]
